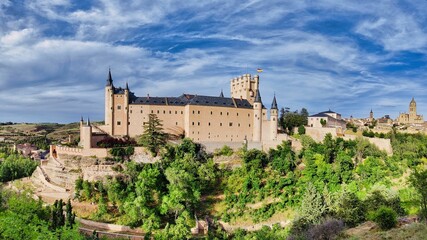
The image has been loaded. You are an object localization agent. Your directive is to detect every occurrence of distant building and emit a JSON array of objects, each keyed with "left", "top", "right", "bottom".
[
  {"left": 397, "top": 98, "right": 424, "bottom": 125},
  {"left": 308, "top": 110, "right": 347, "bottom": 130}
]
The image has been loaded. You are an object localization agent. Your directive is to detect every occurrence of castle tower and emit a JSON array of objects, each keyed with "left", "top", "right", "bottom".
[
  {"left": 253, "top": 89, "right": 263, "bottom": 142},
  {"left": 124, "top": 82, "right": 130, "bottom": 136},
  {"left": 80, "top": 118, "right": 92, "bottom": 149},
  {"left": 230, "top": 74, "right": 259, "bottom": 104},
  {"left": 270, "top": 95, "right": 278, "bottom": 141},
  {"left": 369, "top": 109, "right": 374, "bottom": 121},
  {"left": 409, "top": 97, "right": 417, "bottom": 120},
  {"left": 105, "top": 69, "right": 114, "bottom": 135}
]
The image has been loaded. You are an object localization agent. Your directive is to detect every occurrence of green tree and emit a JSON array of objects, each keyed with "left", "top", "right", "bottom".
[
  {"left": 299, "top": 182, "right": 326, "bottom": 224},
  {"left": 409, "top": 169, "right": 427, "bottom": 220},
  {"left": 139, "top": 114, "right": 167, "bottom": 156}
]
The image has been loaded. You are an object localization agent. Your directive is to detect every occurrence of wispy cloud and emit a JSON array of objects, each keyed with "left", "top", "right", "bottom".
[{"left": 1, "top": 1, "right": 427, "bottom": 122}]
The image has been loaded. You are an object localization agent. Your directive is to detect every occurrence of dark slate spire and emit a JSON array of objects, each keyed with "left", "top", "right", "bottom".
[
  {"left": 106, "top": 68, "right": 113, "bottom": 86},
  {"left": 86, "top": 117, "right": 90, "bottom": 126},
  {"left": 254, "top": 89, "right": 262, "bottom": 103},
  {"left": 219, "top": 89, "right": 224, "bottom": 98},
  {"left": 125, "top": 82, "right": 129, "bottom": 91},
  {"left": 271, "top": 94, "right": 277, "bottom": 109}
]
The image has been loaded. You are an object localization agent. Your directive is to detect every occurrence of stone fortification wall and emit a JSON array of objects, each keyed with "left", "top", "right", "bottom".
[
  {"left": 306, "top": 127, "right": 392, "bottom": 155},
  {"left": 305, "top": 127, "right": 337, "bottom": 142},
  {"left": 201, "top": 141, "right": 262, "bottom": 153},
  {"left": 54, "top": 146, "right": 108, "bottom": 158},
  {"left": 343, "top": 135, "right": 393, "bottom": 155}
]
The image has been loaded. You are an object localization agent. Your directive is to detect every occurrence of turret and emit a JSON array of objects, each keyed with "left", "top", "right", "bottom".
[
  {"left": 80, "top": 117, "right": 92, "bottom": 149},
  {"left": 253, "top": 89, "right": 263, "bottom": 142},
  {"left": 105, "top": 69, "right": 114, "bottom": 135},
  {"left": 124, "top": 82, "right": 130, "bottom": 136},
  {"left": 369, "top": 109, "right": 374, "bottom": 121},
  {"left": 219, "top": 89, "right": 224, "bottom": 98},
  {"left": 270, "top": 95, "right": 278, "bottom": 140}
]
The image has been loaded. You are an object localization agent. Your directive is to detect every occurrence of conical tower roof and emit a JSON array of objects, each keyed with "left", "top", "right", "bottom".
[
  {"left": 254, "top": 89, "right": 262, "bottom": 103},
  {"left": 271, "top": 94, "right": 277, "bottom": 109},
  {"left": 106, "top": 68, "right": 113, "bottom": 86}
]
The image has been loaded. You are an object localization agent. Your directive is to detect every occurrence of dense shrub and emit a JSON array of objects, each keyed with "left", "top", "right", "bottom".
[
  {"left": 214, "top": 145, "right": 234, "bottom": 156},
  {"left": 307, "top": 218, "right": 344, "bottom": 240},
  {"left": 371, "top": 206, "right": 397, "bottom": 230}
]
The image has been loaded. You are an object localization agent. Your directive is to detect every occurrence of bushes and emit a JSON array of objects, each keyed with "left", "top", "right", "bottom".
[
  {"left": 288, "top": 218, "right": 344, "bottom": 240},
  {"left": 214, "top": 145, "right": 234, "bottom": 157},
  {"left": 370, "top": 206, "right": 397, "bottom": 230}
]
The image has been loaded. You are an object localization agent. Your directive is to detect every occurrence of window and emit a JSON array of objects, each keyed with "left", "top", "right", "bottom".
[
  {"left": 220, "top": 112, "right": 223, "bottom": 115},
  {"left": 220, "top": 123, "right": 222, "bottom": 126},
  {"left": 229, "top": 122, "right": 233, "bottom": 126},
  {"left": 117, "top": 105, "right": 121, "bottom": 110},
  {"left": 248, "top": 113, "right": 250, "bottom": 117},
  {"left": 210, "top": 111, "right": 213, "bottom": 115},
  {"left": 181, "top": 111, "right": 183, "bottom": 114},
  {"left": 198, "top": 111, "right": 200, "bottom": 114},
  {"left": 163, "top": 110, "right": 165, "bottom": 114},
  {"left": 192, "top": 122, "right": 195, "bottom": 126},
  {"left": 130, "top": 110, "right": 132, "bottom": 113},
  {"left": 193, "top": 110, "right": 195, "bottom": 114},
  {"left": 249, "top": 124, "right": 251, "bottom": 127},
  {"left": 169, "top": 111, "right": 171, "bottom": 114},
  {"left": 140, "top": 110, "right": 143, "bottom": 113},
  {"left": 151, "top": 110, "right": 154, "bottom": 113},
  {"left": 238, "top": 123, "right": 240, "bottom": 127},
  {"left": 227, "top": 112, "right": 229, "bottom": 116},
  {"left": 117, "top": 121, "right": 121, "bottom": 125},
  {"left": 157, "top": 110, "right": 159, "bottom": 114},
  {"left": 237, "top": 113, "right": 239, "bottom": 116},
  {"left": 208, "top": 122, "right": 211, "bottom": 126},
  {"left": 198, "top": 122, "right": 200, "bottom": 126},
  {"left": 175, "top": 111, "right": 177, "bottom": 114},
  {"left": 176, "top": 122, "right": 178, "bottom": 125}
]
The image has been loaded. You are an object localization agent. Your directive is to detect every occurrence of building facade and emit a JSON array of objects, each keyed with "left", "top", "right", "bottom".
[
  {"left": 398, "top": 98, "right": 424, "bottom": 125},
  {"left": 307, "top": 110, "right": 347, "bottom": 130},
  {"left": 95, "top": 70, "right": 279, "bottom": 143}
]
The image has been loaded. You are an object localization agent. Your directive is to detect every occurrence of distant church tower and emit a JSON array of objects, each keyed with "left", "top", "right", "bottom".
[
  {"left": 409, "top": 97, "right": 417, "bottom": 120},
  {"left": 369, "top": 109, "right": 374, "bottom": 121}
]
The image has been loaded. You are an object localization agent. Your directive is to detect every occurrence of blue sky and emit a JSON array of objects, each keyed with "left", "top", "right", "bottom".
[{"left": 1, "top": 0, "right": 427, "bottom": 123}]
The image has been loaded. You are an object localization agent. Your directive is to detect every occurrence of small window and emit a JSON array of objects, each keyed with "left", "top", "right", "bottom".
[
  {"left": 229, "top": 122, "right": 233, "bottom": 126},
  {"left": 238, "top": 123, "right": 240, "bottom": 127},
  {"left": 117, "top": 105, "right": 121, "bottom": 110},
  {"left": 157, "top": 110, "right": 159, "bottom": 114},
  {"left": 220, "top": 123, "right": 222, "bottom": 126},
  {"left": 210, "top": 111, "right": 213, "bottom": 115},
  {"left": 163, "top": 110, "right": 166, "bottom": 114},
  {"left": 249, "top": 124, "right": 251, "bottom": 127},
  {"left": 169, "top": 111, "right": 171, "bottom": 114},
  {"left": 220, "top": 112, "right": 223, "bottom": 115},
  {"left": 141, "top": 110, "right": 143, "bottom": 113},
  {"left": 151, "top": 110, "right": 154, "bottom": 113},
  {"left": 176, "top": 122, "right": 178, "bottom": 125},
  {"left": 117, "top": 121, "right": 121, "bottom": 125},
  {"left": 237, "top": 113, "right": 239, "bottom": 116},
  {"left": 192, "top": 122, "right": 195, "bottom": 126},
  {"left": 198, "top": 122, "right": 200, "bottom": 126},
  {"left": 198, "top": 111, "right": 200, "bottom": 114},
  {"left": 227, "top": 112, "right": 229, "bottom": 116},
  {"left": 130, "top": 110, "right": 132, "bottom": 113},
  {"left": 181, "top": 111, "right": 183, "bottom": 114},
  {"left": 208, "top": 122, "right": 211, "bottom": 126},
  {"left": 175, "top": 111, "right": 177, "bottom": 114}
]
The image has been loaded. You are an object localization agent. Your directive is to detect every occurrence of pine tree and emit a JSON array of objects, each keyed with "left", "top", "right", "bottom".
[
  {"left": 65, "top": 199, "right": 75, "bottom": 228},
  {"left": 139, "top": 114, "right": 167, "bottom": 156},
  {"left": 299, "top": 182, "right": 326, "bottom": 224}
]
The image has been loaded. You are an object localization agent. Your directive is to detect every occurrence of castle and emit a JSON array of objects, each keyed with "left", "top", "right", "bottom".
[
  {"left": 78, "top": 70, "right": 287, "bottom": 151},
  {"left": 397, "top": 98, "right": 424, "bottom": 125}
]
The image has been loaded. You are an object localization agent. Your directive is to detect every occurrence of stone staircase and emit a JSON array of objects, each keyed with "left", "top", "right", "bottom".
[{"left": 39, "top": 157, "right": 80, "bottom": 191}]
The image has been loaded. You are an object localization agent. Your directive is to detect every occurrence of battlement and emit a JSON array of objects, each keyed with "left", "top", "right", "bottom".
[{"left": 230, "top": 74, "right": 259, "bottom": 103}]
